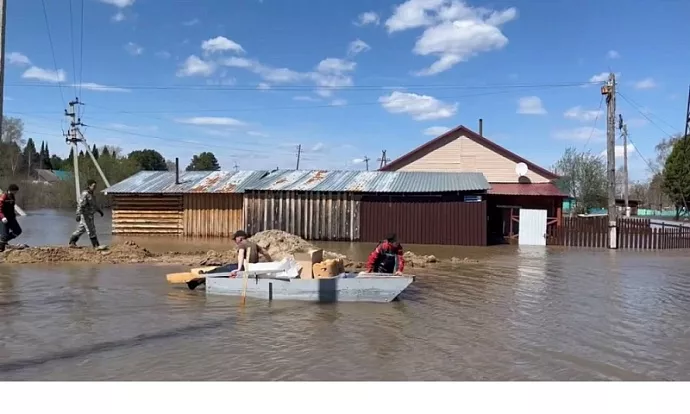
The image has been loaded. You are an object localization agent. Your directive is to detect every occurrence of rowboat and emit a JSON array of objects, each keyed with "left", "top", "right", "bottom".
[{"left": 204, "top": 271, "right": 415, "bottom": 303}]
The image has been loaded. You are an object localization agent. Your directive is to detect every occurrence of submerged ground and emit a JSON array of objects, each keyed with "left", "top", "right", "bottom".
[{"left": 1, "top": 209, "right": 690, "bottom": 380}]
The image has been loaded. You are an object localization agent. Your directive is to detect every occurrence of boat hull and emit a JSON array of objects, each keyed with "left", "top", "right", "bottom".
[{"left": 205, "top": 273, "right": 414, "bottom": 303}]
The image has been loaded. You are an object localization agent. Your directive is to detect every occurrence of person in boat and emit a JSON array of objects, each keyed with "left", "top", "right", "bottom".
[
  {"left": 365, "top": 233, "right": 405, "bottom": 275},
  {"left": 0, "top": 184, "right": 22, "bottom": 253},
  {"left": 69, "top": 179, "right": 106, "bottom": 250},
  {"left": 209, "top": 230, "right": 271, "bottom": 277}
]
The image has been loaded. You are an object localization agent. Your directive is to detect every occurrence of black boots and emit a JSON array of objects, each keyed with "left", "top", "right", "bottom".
[
  {"left": 68, "top": 235, "right": 79, "bottom": 247},
  {"left": 90, "top": 237, "right": 100, "bottom": 248}
]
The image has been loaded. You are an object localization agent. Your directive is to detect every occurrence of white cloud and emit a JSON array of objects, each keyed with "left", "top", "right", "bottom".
[
  {"left": 347, "top": 39, "right": 371, "bottom": 57},
  {"left": 563, "top": 106, "right": 602, "bottom": 122},
  {"left": 423, "top": 126, "right": 450, "bottom": 136},
  {"left": 124, "top": 42, "right": 143, "bottom": 56},
  {"left": 293, "top": 96, "right": 320, "bottom": 102},
  {"left": 588, "top": 72, "right": 621, "bottom": 83},
  {"left": 351, "top": 158, "right": 365, "bottom": 164},
  {"left": 517, "top": 96, "right": 546, "bottom": 115},
  {"left": 552, "top": 127, "right": 605, "bottom": 142},
  {"left": 112, "top": 11, "right": 126, "bottom": 22},
  {"left": 316, "top": 58, "right": 356, "bottom": 73},
  {"left": 600, "top": 144, "right": 635, "bottom": 159},
  {"left": 201, "top": 36, "right": 245, "bottom": 54},
  {"left": 74, "top": 82, "right": 131, "bottom": 92},
  {"left": 311, "top": 142, "right": 325, "bottom": 152},
  {"left": 330, "top": 99, "right": 347, "bottom": 106},
  {"left": 384, "top": 0, "right": 517, "bottom": 75},
  {"left": 633, "top": 77, "right": 656, "bottom": 90},
  {"left": 100, "top": 0, "right": 135, "bottom": 7},
  {"left": 607, "top": 50, "right": 620, "bottom": 59},
  {"left": 183, "top": 18, "right": 200, "bottom": 26},
  {"left": 247, "top": 131, "right": 269, "bottom": 138},
  {"left": 355, "top": 11, "right": 380, "bottom": 26},
  {"left": 175, "top": 117, "right": 246, "bottom": 126},
  {"left": 21, "top": 66, "right": 66, "bottom": 83},
  {"left": 257, "top": 82, "right": 271, "bottom": 90},
  {"left": 177, "top": 55, "right": 216, "bottom": 77},
  {"left": 8, "top": 52, "right": 31, "bottom": 66},
  {"left": 379, "top": 91, "right": 457, "bottom": 121}
]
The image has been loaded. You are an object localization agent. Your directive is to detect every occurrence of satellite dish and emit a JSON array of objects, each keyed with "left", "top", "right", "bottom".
[{"left": 515, "top": 162, "right": 528, "bottom": 177}]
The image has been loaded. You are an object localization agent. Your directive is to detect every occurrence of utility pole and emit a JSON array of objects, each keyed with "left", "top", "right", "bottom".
[
  {"left": 680, "top": 85, "right": 690, "bottom": 137},
  {"left": 377, "top": 150, "right": 389, "bottom": 169},
  {"left": 619, "top": 114, "right": 630, "bottom": 217},
  {"left": 363, "top": 156, "right": 370, "bottom": 171},
  {"left": 295, "top": 144, "right": 301, "bottom": 170},
  {"left": 233, "top": 161, "right": 239, "bottom": 172},
  {"left": 601, "top": 73, "right": 618, "bottom": 248},
  {"left": 64, "top": 98, "right": 111, "bottom": 203},
  {"left": 0, "top": 0, "right": 8, "bottom": 142}
]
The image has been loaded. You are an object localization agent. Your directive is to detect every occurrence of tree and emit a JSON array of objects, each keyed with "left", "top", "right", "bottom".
[
  {"left": 165, "top": 159, "right": 177, "bottom": 171},
  {"left": 23, "top": 137, "right": 40, "bottom": 177},
  {"left": 186, "top": 152, "right": 220, "bottom": 171},
  {"left": 92, "top": 144, "right": 100, "bottom": 160},
  {"left": 662, "top": 134, "right": 690, "bottom": 219},
  {"left": 1, "top": 116, "right": 25, "bottom": 176},
  {"left": 128, "top": 149, "right": 167, "bottom": 171},
  {"left": 553, "top": 147, "right": 607, "bottom": 214}
]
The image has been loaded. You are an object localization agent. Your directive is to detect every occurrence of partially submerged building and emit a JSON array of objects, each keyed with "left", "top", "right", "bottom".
[
  {"left": 379, "top": 123, "right": 568, "bottom": 243},
  {"left": 242, "top": 170, "right": 491, "bottom": 245},
  {"left": 102, "top": 170, "right": 268, "bottom": 236}
]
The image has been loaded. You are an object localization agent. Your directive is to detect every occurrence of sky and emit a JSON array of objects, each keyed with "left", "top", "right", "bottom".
[{"left": 4, "top": 0, "right": 690, "bottom": 180}]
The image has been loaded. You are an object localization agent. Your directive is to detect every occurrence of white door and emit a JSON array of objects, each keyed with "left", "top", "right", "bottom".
[{"left": 518, "top": 209, "right": 548, "bottom": 246}]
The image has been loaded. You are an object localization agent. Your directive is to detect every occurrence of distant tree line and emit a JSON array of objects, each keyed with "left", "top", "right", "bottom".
[
  {"left": 554, "top": 133, "right": 690, "bottom": 219},
  {"left": 0, "top": 116, "right": 223, "bottom": 209}
]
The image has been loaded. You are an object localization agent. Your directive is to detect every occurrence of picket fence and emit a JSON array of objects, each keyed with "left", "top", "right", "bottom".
[{"left": 547, "top": 216, "right": 690, "bottom": 249}]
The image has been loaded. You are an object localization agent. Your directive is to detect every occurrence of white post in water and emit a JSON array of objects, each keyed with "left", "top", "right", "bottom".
[{"left": 602, "top": 73, "right": 618, "bottom": 249}]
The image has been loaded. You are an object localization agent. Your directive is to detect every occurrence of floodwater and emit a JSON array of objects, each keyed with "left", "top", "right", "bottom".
[{"left": 2, "top": 209, "right": 690, "bottom": 380}]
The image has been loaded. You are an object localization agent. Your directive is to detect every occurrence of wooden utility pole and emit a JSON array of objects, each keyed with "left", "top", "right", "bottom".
[
  {"left": 363, "top": 156, "right": 370, "bottom": 171},
  {"left": 601, "top": 73, "right": 618, "bottom": 248},
  {"left": 619, "top": 114, "right": 630, "bottom": 217},
  {"left": 680, "top": 85, "right": 690, "bottom": 137},
  {"left": 0, "top": 0, "right": 7, "bottom": 141},
  {"left": 295, "top": 144, "right": 301, "bottom": 170},
  {"left": 233, "top": 161, "right": 239, "bottom": 172}
]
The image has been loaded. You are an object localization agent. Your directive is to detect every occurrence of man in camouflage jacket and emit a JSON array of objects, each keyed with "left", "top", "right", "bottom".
[{"left": 69, "top": 179, "right": 105, "bottom": 249}]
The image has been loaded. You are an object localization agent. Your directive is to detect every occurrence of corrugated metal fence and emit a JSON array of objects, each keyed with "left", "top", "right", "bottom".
[
  {"left": 548, "top": 216, "right": 690, "bottom": 249},
  {"left": 244, "top": 191, "right": 360, "bottom": 241},
  {"left": 359, "top": 197, "right": 487, "bottom": 246}
]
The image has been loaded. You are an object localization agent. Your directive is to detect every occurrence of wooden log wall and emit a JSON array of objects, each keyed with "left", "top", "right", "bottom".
[
  {"left": 183, "top": 194, "right": 244, "bottom": 237},
  {"left": 244, "top": 191, "right": 360, "bottom": 241},
  {"left": 112, "top": 195, "right": 183, "bottom": 235}
]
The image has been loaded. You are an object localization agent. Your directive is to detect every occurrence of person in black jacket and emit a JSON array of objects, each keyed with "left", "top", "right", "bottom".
[{"left": 0, "top": 184, "right": 22, "bottom": 252}]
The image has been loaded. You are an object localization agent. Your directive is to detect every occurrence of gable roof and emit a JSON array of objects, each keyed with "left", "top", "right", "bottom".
[
  {"left": 102, "top": 170, "right": 270, "bottom": 194},
  {"left": 379, "top": 125, "right": 560, "bottom": 180}
]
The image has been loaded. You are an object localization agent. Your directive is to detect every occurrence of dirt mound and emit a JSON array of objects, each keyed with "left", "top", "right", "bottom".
[{"left": 0, "top": 230, "right": 476, "bottom": 269}]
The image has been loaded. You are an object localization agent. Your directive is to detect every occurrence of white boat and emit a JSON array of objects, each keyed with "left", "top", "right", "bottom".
[{"left": 204, "top": 271, "right": 415, "bottom": 303}]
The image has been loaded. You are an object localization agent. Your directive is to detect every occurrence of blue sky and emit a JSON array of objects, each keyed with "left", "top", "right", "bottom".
[{"left": 4, "top": 0, "right": 689, "bottom": 180}]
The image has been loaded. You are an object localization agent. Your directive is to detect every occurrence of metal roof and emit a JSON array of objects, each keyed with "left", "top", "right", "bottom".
[
  {"left": 244, "top": 170, "right": 490, "bottom": 193},
  {"left": 102, "top": 170, "right": 270, "bottom": 194}
]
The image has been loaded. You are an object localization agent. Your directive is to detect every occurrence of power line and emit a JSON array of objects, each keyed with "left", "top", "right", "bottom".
[
  {"left": 6, "top": 80, "right": 599, "bottom": 92},
  {"left": 78, "top": 0, "right": 85, "bottom": 103},
  {"left": 39, "top": 0, "right": 66, "bottom": 106},
  {"left": 68, "top": 0, "right": 78, "bottom": 99},
  {"left": 582, "top": 95, "right": 605, "bottom": 151},
  {"left": 616, "top": 90, "right": 678, "bottom": 137}
]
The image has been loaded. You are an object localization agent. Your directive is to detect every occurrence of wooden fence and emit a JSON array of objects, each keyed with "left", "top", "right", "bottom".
[{"left": 547, "top": 216, "right": 690, "bottom": 249}]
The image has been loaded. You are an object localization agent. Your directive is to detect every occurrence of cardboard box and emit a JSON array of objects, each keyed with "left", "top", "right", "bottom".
[{"left": 294, "top": 249, "right": 323, "bottom": 279}]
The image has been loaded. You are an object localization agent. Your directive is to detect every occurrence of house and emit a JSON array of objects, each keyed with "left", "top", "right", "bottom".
[
  {"left": 34, "top": 169, "right": 73, "bottom": 184},
  {"left": 243, "top": 169, "right": 491, "bottom": 245},
  {"left": 102, "top": 170, "right": 269, "bottom": 236},
  {"left": 378, "top": 123, "right": 568, "bottom": 243}
]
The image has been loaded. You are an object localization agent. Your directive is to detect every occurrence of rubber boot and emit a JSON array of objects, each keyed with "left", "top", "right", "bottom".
[
  {"left": 68, "top": 235, "right": 79, "bottom": 247},
  {"left": 0, "top": 242, "right": 6, "bottom": 253},
  {"left": 91, "top": 237, "right": 107, "bottom": 251}
]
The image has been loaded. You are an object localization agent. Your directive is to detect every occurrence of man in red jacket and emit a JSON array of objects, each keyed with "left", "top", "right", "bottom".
[
  {"left": 0, "top": 184, "right": 22, "bottom": 252},
  {"left": 365, "top": 233, "right": 405, "bottom": 275}
]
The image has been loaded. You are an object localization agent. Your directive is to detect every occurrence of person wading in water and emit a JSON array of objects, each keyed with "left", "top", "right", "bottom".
[
  {"left": 365, "top": 233, "right": 405, "bottom": 275},
  {"left": 0, "top": 184, "right": 22, "bottom": 253}
]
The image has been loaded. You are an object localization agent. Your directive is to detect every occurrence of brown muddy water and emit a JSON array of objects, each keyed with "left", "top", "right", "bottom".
[{"left": 2, "top": 209, "right": 690, "bottom": 380}]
